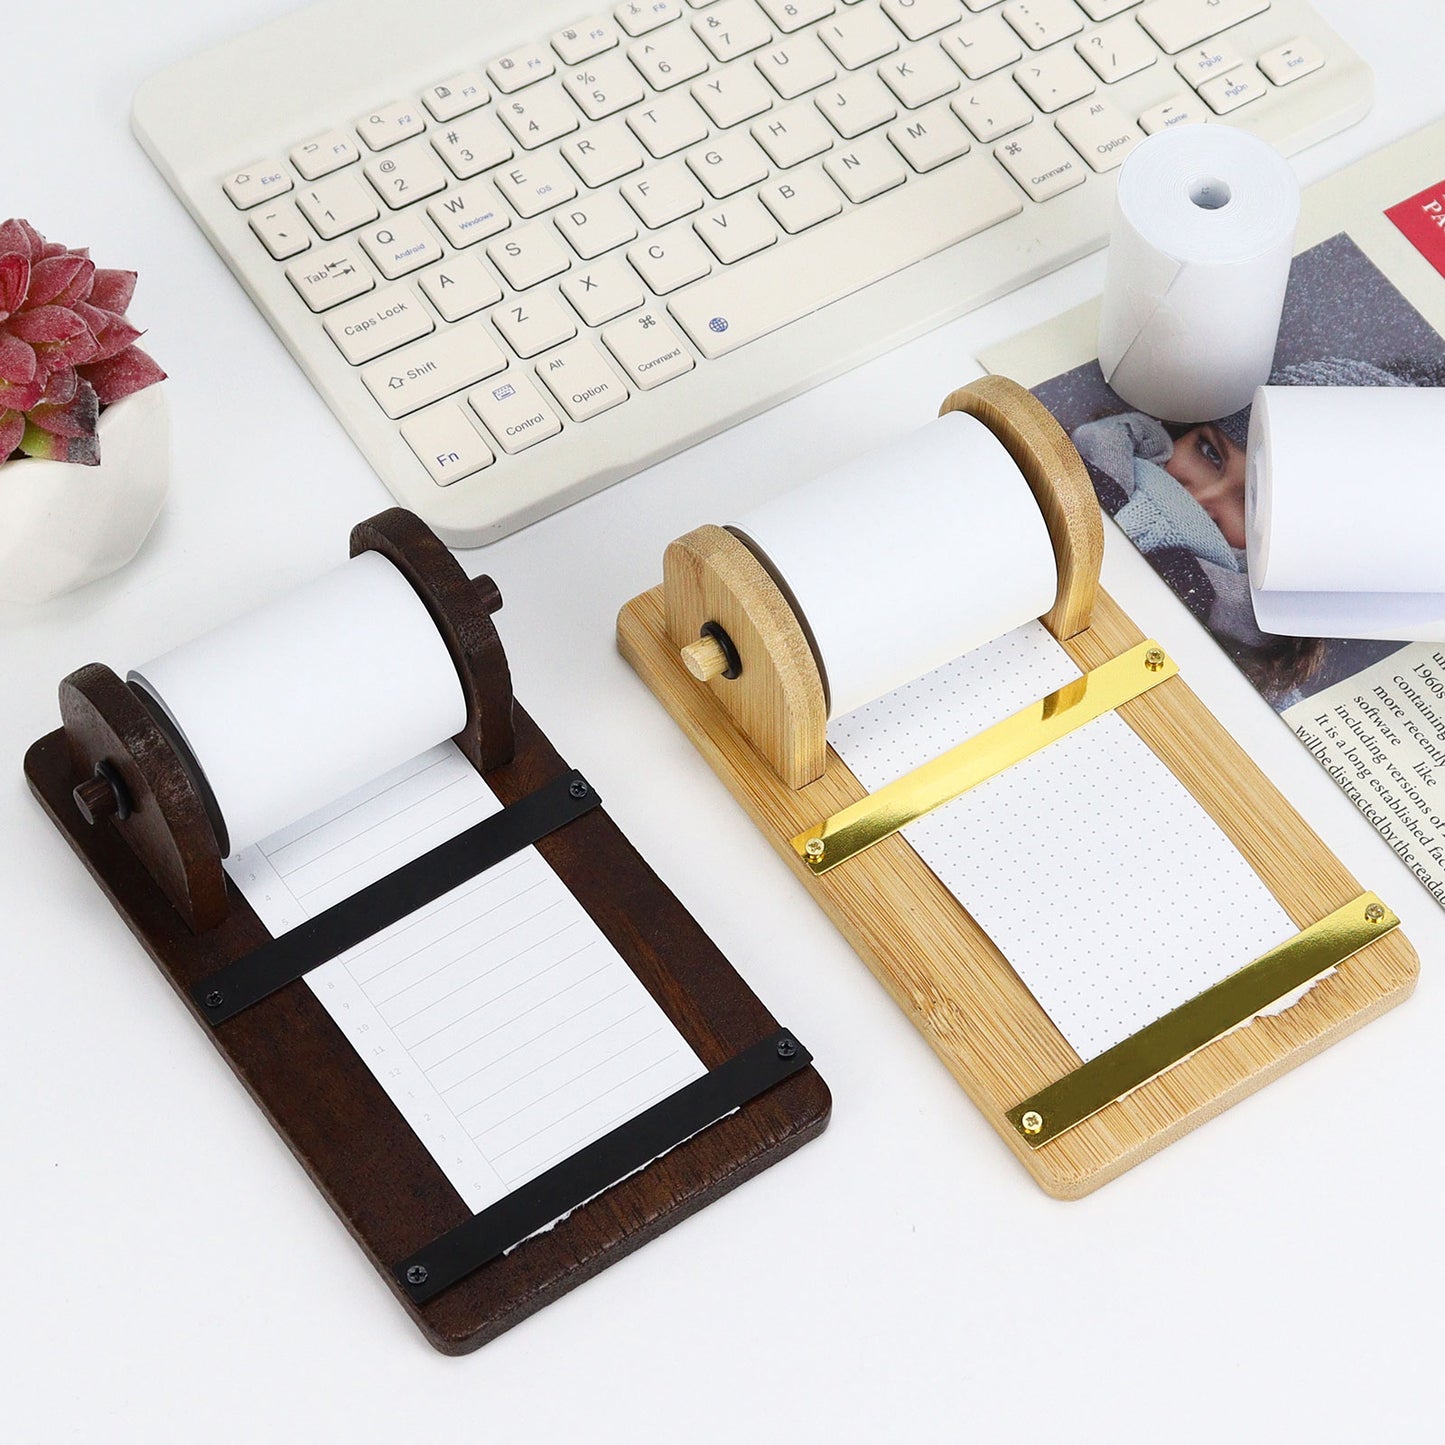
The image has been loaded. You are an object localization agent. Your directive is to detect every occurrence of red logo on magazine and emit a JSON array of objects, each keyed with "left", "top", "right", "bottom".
[{"left": 1386, "top": 180, "right": 1445, "bottom": 280}]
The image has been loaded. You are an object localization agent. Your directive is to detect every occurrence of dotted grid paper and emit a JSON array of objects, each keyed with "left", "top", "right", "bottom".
[
  {"left": 226, "top": 743, "right": 704, "bottom": 1214},
  {"left": 828, "top": 623, "right": 1296, "bottom": 1062}
]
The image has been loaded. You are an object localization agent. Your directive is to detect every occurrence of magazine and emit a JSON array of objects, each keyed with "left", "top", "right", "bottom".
[{"left": 983, "top": 120, "right": 1445, "bottom": 905}]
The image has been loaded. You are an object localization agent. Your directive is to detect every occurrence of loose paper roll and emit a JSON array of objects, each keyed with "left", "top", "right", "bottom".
[
  {"left": 1246, "top": 384, "right": 1445, "bottom": 640},
  {"left": 731, "top": 411, "right": 1058, "bottom": 717},
  {"left": 1099, "top": 126, "right": 1300, "bottom": 423},
  {"left": 130, "top": 551, "right": 468, "bottom": 853}
]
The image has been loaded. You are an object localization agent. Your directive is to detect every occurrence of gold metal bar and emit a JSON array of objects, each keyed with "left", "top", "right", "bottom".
[
  {"left": 1007, "top": 892, "right": 1398, "bottom": 1148},
  {"left": 791, "top": 640, "right": 1178, "bottom": 875}
]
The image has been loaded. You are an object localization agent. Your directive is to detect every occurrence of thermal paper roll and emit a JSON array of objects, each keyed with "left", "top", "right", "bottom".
[
  {"left": 130, "top": 551, "right": 467, "bottom": 852},
  {"left": 731, "top": 411, "right": 1058, "bottom": 717},
  {"left": 1099, "top": 126, "right": 1300, "bottom": 423}
]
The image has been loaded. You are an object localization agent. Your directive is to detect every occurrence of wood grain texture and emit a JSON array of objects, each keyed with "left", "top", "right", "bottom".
[
  {"left": 26, "top": 702, "right": 829, "bottom": 1353},
  {"left": 618, "top": 583, "right": 1417, "bottom": 1198},
  {"left": 941, "top": 377, "right": 1103, "bottom": 642}
]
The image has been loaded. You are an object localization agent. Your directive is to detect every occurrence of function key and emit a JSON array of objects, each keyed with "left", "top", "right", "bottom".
[
  {"left": 552, "top": 16, "right": 621, "bottom": 64},
  {"left": 488, "top": 43, "right": 557, "bottom": 94},
  {"left": 356, "top": 100, "right": 427, "bottom": 151},
  {"left": 290, "top": 130, "right": 361, "bottom": 181},
  {"left": 222, "top": 160, "right": 292, "bottom": 210},
  {"left": 615, "top": 2, "right": 684, "bottom": 36},
  {"left": 422, "top": 71, "right": 490, "bottom": 122}
]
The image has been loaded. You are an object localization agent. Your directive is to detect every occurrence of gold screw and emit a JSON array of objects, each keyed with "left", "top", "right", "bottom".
[
  {"left": 1020, "top": 1110, "right": 1044, "bottom": 1136},
  {"left": 1365, "top": 902, "right": 1386, "bottom": 922},
  {"left": 804, "top": 837, "right": 826, "bottom": 864},
  {"left": 1144, "top": 647, "right": 1167, "bottom": 672}
]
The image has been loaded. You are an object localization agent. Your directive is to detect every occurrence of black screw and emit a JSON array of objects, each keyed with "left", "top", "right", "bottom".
[
  {"left": 776, "top": 1036, "right": 798, "bottom": 1060},
  {"left": 406, "top": 1264, "right": 429, "bottom": 1286},
  {"left": 204, "top": 990, "right": 225, "bottom": 1009},
  {"left": 568, "top": 779, "right": 589, "bottom": 799}
]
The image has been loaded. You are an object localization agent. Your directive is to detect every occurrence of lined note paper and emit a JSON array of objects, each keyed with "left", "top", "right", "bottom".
[
  {"left": 829, "top": 622, "right": 1297, "bottom": 1062},
  {"left": 226, "top": 744, "right": 705, "bottom": 1213}
]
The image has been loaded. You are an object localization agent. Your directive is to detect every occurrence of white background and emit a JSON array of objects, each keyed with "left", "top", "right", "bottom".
[{"left": 4, "top": 2, "right": 1443, "bottom": 1440}]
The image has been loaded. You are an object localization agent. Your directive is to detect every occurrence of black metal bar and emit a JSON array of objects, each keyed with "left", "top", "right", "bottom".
[
  {"left": 194, "top": 771, "right": 600, "bottom": 1025},
  {"left": 395, "top": 1030, "right": 812, "bottom": 1305}
]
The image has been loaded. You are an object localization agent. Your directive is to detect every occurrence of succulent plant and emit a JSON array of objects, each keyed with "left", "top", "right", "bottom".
[{"left": 0, "top": 218, "right": 166, "bottom": 469}]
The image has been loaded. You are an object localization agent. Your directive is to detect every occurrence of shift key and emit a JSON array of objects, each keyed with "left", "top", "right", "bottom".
[{"left": 361, "top": 318, "right": 507, "bottom": 418}]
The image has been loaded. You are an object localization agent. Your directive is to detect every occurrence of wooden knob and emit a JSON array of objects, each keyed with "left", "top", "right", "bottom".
[
  {"left": 73, "top": 773, "right": 122, "bottom": 825},
  {"left": 471, "top": 574, "right": 503, "bottom": 615},
  {"left": 682, "top": 635, "right": 729, "bottom": 682}
]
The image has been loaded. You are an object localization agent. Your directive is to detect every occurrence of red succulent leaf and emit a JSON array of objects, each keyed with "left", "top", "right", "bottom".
[
  {"left": 39, "top": 365, "right": 78, "bottom": 409},
  {"left": 0, "top": 410, "right": 24, "bottom": 457},
  {"left": 74, "top": 301, "right": 141, "bottom": 361},
  {"left": 8, "top": 303, "right": 87, "bottom": 346},
  {"left": 28, "top": 254, "right": 95, "bottom": 309},
  {"left": 26, "top": 375, "right": 98, "bottom": 439},
  {"left": 19, "top": 416, "right": 101, "bottom": 464},
  {"left": 82, "top": 344, "right": 165, "bottom": 406},
  {"left": 88, "top": 267, "right": 137, "bottom": 315},
  {"left": 0, "top": 376, "right": 44, "bottom": 412},
  {"left": 0, "top": 329, "right": 38, "bottom": 385},
  {"left": 0, "top": 253, "right": 30, "bottom": 317},
  {"left": 0, "top": 219, "right": 44, "bottom": 261}
]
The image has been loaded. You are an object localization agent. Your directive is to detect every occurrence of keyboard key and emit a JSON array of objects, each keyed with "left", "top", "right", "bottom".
[
  {"left": 428, "top": 181, "right": 511, "bottom": 247},
  {"left": 824, "top": 133, "right": 907, "bottom": 201},
  {"left": 759, "top": 164, "right": 845, "bottom": 231},
  {"left": 363, "top": 141, "right": 449, "bottom": 209},
  {"left": 1076, "top": 18, "right": 1158, "bottom": 83},
  {"left": 488, "top": 223, "right": 573, "bottom": 289},
  {"left": 1175, "top": 40, "right": 1241, "bottom": 88},
  {"left": 816, "top": 74, "right": 898, "bottom": 138},
  {"left": 668, "top": 156, "right": 1021, "bottom": 356},
  {"left": 941, "top": 17, "right": 1023, "bottom": 80},
  {"left": 1002, "top": 0, "right": 1086, "bottom": 49},
  {"left": 693, "top": 64, "right": 776, "bottom": 128},
  {"left": 419, "top": 254, "right": 505, "bottom": 320},
  {"left": 818, "top": 7, "right": 900, "bottom": 69},
  {"left": 1258, "top": 36, "right": 1324, "bottom": 86},
  {"left": 493, "top": 289, "right": 579, "bottom": 356},
  {"left": 250, "top": 201, "right": 311, "bottom": 260},
  {"left": 499, "top": 83, "right": 582, "bottom": 149},
  {"left": 556, "top": 190, "right": 640, "bottom": 258},
  {"left": 362, "top": 317, "right": 506, "bottom": 417},
  {"left": 553, "top": 17, "right": 622, "bottom": 65},
  {"left": 629, "top": 27, "right": 711, "bottom": 89},
  {"left": 564, "top": 54, "right": 647, "bottom": 119},
  {"left": 622, "top": 161, "right": 707, "bottom": 226},
  {"left": 879, "top": 45, "right": 963, "bottom": 109},
  {"left": 693, "top": 1, "right": 773, "bottom": 62},
  {"left": 286, "top": 241, "right": 375, "bottom": 312},
  {"left": 1138, "top": 92, "right": 1210, "bottom": 132},
  {"left": 488, "top": 43, "right": 557, "bottom": 93},
  {"left": 951, "top": 76, "right": 1033, "bottom": 141},
  {"left": 628, "top": 227, "right": 715, "bottom": 291},
  {"left": 887, "top": 101, "right": 972, "bottom": 171},
  {"left": 561, "top": 254, "right": 647, "bottom": 325},
  {"left": 627, "top": 91, "right": 712, "bottom": 157},
  {"left": 694, "top": 195, "right": 779, "bottom": 263},
  {"left": 756, "top": 0, "right": 836, "bottom": 32},
  {"left": 356, "top": 100, "right": 427, "bottom": 151},
  {"left": 881, "top": 0, "right": 962, "bottom": 42},
  {"left": 756, "top": 34, "right": 838, "bottom": 100},
  {"left": 360, "top": 213, "right": 445, "bottom": 277},
  {"left": 615, "top": 1, "right": 684, "bottom": 36},
  {"left": 324, "top": 282, "right": 434, "bottom": 363},
  {"left": 537, "top": 339, "right": 630, "bottom": 420},
  {"left": 496, "top": 152, "right": 580, "bottom": 216},
  {"left": 431, "top": 112, "right": 514, "bottom": 179},
  {"left": 601, "top": 306, "right": 696, "bottom": 388},
  {"left": 1198, "top": 63, "right": 1266, "bottom": 113},
  {"left": 1136, "top": 0, "right": 1269, "bottom": 55},
  {"left": 422, "top": 72, "right": 490, "bottom": 122},
  {"left": 686, "top": 133, "right": 771, "bottom": 197},
  {"left": 223, "top": 160, "right": 291, "bottom": 210},
  {"left": 401, "top": 402, "right": 495, "bottom": 484},
  {"left": 753, "top": 103, "right": 835, "bottom": 166},
  {"left": 1077, "top": 0, "right": 1145, "bottom": 16},
  {"left": 562, "top": 119, "right": 646, "bottom": 185},
  {"left": 1054, "top": 95, "right": 1142, "bottom": 170},
  {"left": 297, "top": 172, "right": 380, "bottom": 239},
  {"left": 290, "top": 131, "right": 360, "bottom": 181},
  {"left": 995, "top": 123, "right": 1087, "bottom": 199},
  {"left": 470, "top": 372, "right": 563, "bottom": 452},
  {"left": 1014, "top": 50, "right": 1096, "bottom": 111}
]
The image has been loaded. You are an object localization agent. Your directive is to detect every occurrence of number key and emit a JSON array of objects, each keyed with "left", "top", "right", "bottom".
[
  {"left": 297, "top": 171, "right": 380, "bottom": 239},
  {"left": 363, "top": 138, "right": 449, "bottom": 209}
]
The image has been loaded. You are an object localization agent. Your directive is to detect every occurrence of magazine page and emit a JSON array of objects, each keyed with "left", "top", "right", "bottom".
[{"left": 982, "top": 119, "right": 1445, "bottom": 905}]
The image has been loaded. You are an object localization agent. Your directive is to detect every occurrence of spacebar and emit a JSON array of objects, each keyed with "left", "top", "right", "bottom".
[{"left": 667, "top": 160, "right": 1023, "bottom": 360}]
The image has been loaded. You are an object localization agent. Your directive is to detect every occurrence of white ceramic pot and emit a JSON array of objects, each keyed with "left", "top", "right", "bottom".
[{"left": 0, "top": 384, "right": 170, "bottom": 605}]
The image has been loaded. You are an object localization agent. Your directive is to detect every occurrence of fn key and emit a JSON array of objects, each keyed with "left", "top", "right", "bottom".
[{"left": 400, "top": 402, "right": 494, "bottom": 485}]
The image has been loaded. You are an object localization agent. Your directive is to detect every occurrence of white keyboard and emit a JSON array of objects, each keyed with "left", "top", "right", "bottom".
[{"left": 134, "top": 0, "right": 1369, "bottom": 546}]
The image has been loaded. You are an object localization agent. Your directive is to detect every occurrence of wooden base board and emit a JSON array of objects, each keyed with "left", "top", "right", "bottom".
[{"left": 618, "top": 584, "right": 1417, "bottom": 1198}]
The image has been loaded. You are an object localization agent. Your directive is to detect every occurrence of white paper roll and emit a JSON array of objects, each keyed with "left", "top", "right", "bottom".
[
  {"left": 731, "top": 412, "right": 1058, "bottom": 717},
  {"left": 130, "top": 551, "right": 467, "bottom": 853},
  {"left": 1099, "top": 126, "right": 1300, "bottom": 423}
]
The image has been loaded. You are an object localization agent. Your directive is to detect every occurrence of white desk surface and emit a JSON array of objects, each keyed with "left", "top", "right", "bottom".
[{"left": 5, "top": 3, "right": 1442, "bottom": 1440}]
